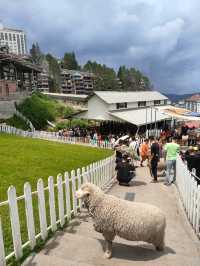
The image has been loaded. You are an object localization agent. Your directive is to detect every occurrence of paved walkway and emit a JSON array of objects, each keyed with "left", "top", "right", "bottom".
[{"left": 23, "top": 166, "right": 200, "bottom": 266}]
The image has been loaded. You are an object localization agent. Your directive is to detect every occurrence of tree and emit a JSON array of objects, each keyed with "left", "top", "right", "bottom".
[
  {"left": 46, "top": 54, "right": 61, "bottom": 92},
  {"left": 62, "top": 52, "right": 79, "bottom": 70},
  {"left": 117, "top": 66, "right": 152, "bottom": 91},
  {"left": 30, "top": 42, "right": 43, "bottom": 65},
  {"left": 84, "top": 61, "right": 120, "bottom": 91}
]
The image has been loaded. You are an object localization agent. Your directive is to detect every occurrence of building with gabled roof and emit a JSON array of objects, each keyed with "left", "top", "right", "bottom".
[
  {"left": 75, "top": 90, "right": 170, "bottom": 127},
  {"left": 184, "top": 94, "right": 200, "bottom": 113}
]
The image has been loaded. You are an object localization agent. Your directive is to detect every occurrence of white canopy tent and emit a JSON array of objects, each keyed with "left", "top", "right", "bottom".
[{"left": 156, "top": 106, "right": 200, "bottom": 121}]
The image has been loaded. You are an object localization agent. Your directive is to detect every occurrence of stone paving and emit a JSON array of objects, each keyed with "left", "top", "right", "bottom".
[{"left": 23, "top": 166, "right": 200, "bottom": 266}]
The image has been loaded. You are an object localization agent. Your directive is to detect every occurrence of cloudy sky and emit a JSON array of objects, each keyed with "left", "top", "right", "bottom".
[{"left": 1, "top": 0, "right": 200, "bottom": 94}]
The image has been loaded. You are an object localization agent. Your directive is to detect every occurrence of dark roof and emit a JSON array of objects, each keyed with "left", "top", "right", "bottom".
[{"left": 0, "top": 52, "right": 41, "bottom": 72}]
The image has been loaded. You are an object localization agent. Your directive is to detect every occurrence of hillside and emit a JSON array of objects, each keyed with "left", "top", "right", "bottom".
[{"left": 165, "top": 92, "right": 199, "bottom": 102}]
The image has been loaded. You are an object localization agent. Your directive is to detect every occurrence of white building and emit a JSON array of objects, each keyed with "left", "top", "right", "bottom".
[
  {"left": 0, "top": 23, "right": 27, "bottom": 55},
  {"left": 184, "top": 94, "right": 200, "bottom": 113},
  {"left": 76, "top": 91, "right": 171, "bottom": 127}
]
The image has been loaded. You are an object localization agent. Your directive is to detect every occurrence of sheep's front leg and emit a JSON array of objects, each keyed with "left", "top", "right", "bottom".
[{"left": 103, "top": 232, "right": 115, "bottom": 259}]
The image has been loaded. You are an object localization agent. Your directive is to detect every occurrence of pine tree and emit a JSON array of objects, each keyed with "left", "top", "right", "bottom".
[
  {"left": 30, "top": 43, "right": 43, "bottom": 64},
  {"left": 62, "top": 52, "right": 79, "bottom": 70}
]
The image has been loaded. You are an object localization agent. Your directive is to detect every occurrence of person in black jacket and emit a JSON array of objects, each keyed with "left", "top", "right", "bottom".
[
  {"left": 115, "top": 153, "right": 135, "bottom": 186},
  {"left": 150, "top": 138, "right": 160, "bottom": 182}
]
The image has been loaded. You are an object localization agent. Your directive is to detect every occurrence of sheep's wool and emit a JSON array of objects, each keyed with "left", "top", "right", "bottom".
[{"left": 82, "top": 183, "right": 166, "bottom": 250}]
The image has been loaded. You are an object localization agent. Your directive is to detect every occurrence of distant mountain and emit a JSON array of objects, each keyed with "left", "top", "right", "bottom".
[{"left": 164, "top": 93, "right": 199, "bottom": 103}]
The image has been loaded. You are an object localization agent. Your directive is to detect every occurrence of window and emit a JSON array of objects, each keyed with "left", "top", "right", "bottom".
[
  {"left": 138, "top": 101, "right": 146, "bottom": 107},
  {"left": 9, "top": 33, "right": 12, "bottom": 41},
  {"left": 13, "top": 34, "right": 16, "bottom": 41},
  {"left": 116, "top": 102, "right": 127, "bottom": 109},
  {"left": 154, "top": 100, "right": 161, "bottom": 106},
  {"left": 5, "top": 33, "right": 8, "bottom": 40},
  {"left": 0, "top": 33, "right": 4, "bottom": 40},
  {"left": 164, "top": 99, "right": 168, "bottom": 105},
  {"left": 17, "top": 34, "right": 21, "bottom": 53}
]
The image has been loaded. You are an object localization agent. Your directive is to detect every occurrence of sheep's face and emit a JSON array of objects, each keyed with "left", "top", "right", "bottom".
[{"left": 76, "top": 183, "right": 100, "bottom": 200}]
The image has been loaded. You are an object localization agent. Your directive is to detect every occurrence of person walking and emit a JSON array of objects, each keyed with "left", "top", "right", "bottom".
[
  {"left": 164, "top": 137, "right": 180, "bottom": 185},
  {"left": 140, "top": 139, "right": 149, "bottom": 167},
  {"left": 129, "top": 137, "right": 140, "bottom": 165},
  {"left": 150, "top": 138, "right": 160, "bottom": 182}
]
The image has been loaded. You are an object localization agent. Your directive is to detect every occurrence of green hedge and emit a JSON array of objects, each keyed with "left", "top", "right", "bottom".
[
  {"left": 17, "top": 93, "right": 56, "bottom": 130},
  {"left": 17, "top": 92, "right": 75, "bottom": 130}
]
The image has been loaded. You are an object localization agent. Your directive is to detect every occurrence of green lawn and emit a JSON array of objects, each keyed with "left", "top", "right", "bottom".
[{"left": 0, "top": 133, "right": 113, "bottom": 261}]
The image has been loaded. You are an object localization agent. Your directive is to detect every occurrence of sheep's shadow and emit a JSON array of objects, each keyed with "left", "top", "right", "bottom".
[{"left": 97, "top": 238, "right": 175, "bottom": 261}]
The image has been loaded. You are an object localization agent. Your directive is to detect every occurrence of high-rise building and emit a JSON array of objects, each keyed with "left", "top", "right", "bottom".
[
  {"left": 0, "top": 23, "right": 27, "bottom": 55},
  {"left": 37, "top": 69, "right": 50, "bottom": 92},
  {"left": 61, "top": 69, "right": 95, "bottom": 95}
]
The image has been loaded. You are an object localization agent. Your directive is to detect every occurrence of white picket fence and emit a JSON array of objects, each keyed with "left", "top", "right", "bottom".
[
  {"left": 0, "top": 155, "right": 116, "bottom": 265},
  {"left": 145, "top": 129, "right": 161, "bottom": 138},
  {"left": 0, "top": 124, "right": 113, "bottom": 149},
  {"left": 176, "top": 156, "right": 200, "bottom": 238}
]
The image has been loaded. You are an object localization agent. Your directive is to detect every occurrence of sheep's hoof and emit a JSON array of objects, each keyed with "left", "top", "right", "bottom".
[{"left": 104, "top": 251, "right": 112, "bottom": 259}]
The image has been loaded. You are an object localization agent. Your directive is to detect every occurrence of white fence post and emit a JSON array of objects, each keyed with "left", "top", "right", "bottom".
[
  {"left": 77, "top": 169, "right": 82, "bottom": 209},
  {"left": 0, "top": 218, "right": 6, "bottom": 266},
  {"left": 196, "top": 186, "right": 200, "bottom": 234},
  {"left": 64, "top": 172, "right": 71, "bottom": 220},
  {"left": 57, "top": 174, "right": 65, "bottom": 227},
  {"left": 81, "top": 167, "right": 86, "bottom": 183},
  {"left": 48, "top": 176, "right": 57, "bottom": 232},
  {"left": 37, "top": 179, "right": 48, "bottom": 240},
  {"left": 24, "top": 182, "right": 36, "bottom": 250},
  {"left": 71, "top": 170, "right": 77, "bottom": 216},
  {"left": 8, "top": 186, "right": 23, "bottom": 260}
]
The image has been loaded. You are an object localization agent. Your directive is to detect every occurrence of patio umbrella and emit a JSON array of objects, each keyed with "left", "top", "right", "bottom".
[
  {"left": 114, "top": 135, "right": 129, "bottom": 145},
  {"left": 184, "top": 121, "right": 200, "bottom": 128}
]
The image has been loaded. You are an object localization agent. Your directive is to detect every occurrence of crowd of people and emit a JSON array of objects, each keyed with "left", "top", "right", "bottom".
[
  {"left": 114, "top": 136, "right": 181, "bottom": 186},
  {"left": 57, "top": 123, "right": 200, "bottom": 186}
]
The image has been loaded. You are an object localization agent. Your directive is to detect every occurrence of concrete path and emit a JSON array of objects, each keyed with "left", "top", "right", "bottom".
[{"left": 23, "top": 166, "right": 200, "bottom": 266}]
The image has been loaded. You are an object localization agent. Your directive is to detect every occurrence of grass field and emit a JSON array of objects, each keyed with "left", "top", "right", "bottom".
[{"left": 0, "top": 133, "right": 113, "bottom": 262}]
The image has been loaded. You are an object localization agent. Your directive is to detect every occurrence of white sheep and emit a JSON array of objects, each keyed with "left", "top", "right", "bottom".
[{"left": 76, "top": 183, "right": 166, "bottom": 259}]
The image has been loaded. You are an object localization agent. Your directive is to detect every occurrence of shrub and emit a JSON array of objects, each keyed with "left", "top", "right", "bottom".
[
  {"left": 17, "top": 94, "right": 56, "bottom": 130},
  {"left": 63, "top": 106, "right": 74, "bottom": 118},
  {"left": 55, "top": 121, "right": 70, "bottom": 130},
  {"left": 71, "top": 119, "right": 89, "bottom": 128},
  {"left": 7, "top": 115, "right": 30, "bottom": 130}
]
